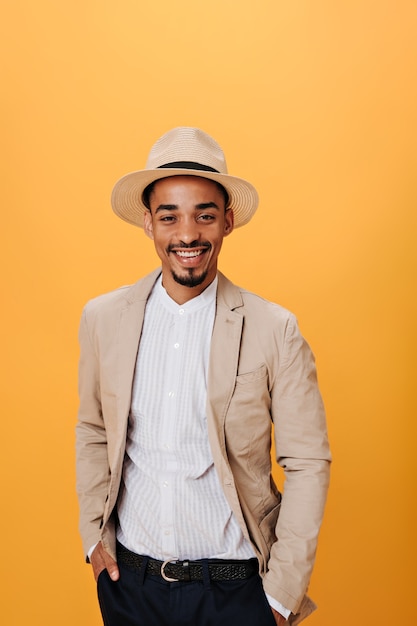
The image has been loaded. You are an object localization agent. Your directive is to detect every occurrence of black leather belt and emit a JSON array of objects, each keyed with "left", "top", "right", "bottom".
[{"left": 117, "top": 542, "right": 258, "bottom": 582}]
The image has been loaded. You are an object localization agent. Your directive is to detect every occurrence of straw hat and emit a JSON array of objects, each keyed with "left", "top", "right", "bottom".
[{"left": 111, "top": 127, "right": 259, "bottom": 228}]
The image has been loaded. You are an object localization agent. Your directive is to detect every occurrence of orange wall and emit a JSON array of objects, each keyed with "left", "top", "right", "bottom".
[{"left": 1, "top": 2, "right": 416, "bottom": 624}]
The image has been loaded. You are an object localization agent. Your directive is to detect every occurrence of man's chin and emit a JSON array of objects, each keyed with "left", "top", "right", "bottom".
[{"left": 172, "top": 269, "right": 208, "bottom": 289}]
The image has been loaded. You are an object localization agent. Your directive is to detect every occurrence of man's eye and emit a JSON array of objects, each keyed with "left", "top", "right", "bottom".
[
  {"left": 198, "top": 214, "right": 215, "bottom": 221},
  {"left": 160, "top": 215, "right": 175, "bottom": 222}
]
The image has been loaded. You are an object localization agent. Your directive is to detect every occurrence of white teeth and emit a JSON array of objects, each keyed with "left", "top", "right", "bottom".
[{"left": 175, "top": 250, "right": 203, "bottom": 258}]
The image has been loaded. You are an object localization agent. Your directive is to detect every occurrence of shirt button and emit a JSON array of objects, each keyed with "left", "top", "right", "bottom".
[
  {"left": 168, "top": 391, "right": 175, "bottom": 398},
  {"left": 174, "top": 343, "right": 180, "bottom": 349},
  {"left": 163, "top": 481, "right": 168, "bottom": 487},
  {"left": 179, "top": 309, "right": 185, "bottom": 315}
]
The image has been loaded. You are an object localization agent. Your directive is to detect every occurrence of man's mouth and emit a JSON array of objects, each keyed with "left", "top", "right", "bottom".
[
  {"left": 168, "top": 243, "right": 211, "bottom": 260},
  {"left": 174, "top": 249, "right": 205, "bottom": 258}
]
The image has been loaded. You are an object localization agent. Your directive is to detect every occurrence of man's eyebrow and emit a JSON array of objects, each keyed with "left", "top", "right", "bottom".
[
  {"left": 154, "top": 202, "right": 221, "bottom": 213},
  {"left": 196, "top": 202, "right": 220, "bottom": 210},
  {"left": 154, "top": 204, "right": 178, "bottom": 213}
]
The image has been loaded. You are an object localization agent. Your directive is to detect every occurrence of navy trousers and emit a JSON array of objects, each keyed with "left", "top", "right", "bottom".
[{"left": 97, "top": 560, "right": 277, "bottom": 626}]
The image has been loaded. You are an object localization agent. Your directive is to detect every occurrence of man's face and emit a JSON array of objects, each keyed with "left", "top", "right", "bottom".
[{"left": 143, "top": 175, "right": 234, "bottom": 303}]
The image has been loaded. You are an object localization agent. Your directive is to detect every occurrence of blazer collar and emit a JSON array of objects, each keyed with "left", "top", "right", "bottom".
[
  {"left": 216, "top": 271, "right": 245, "bottom": 311},
  {"left": 123, "top": 268, "right": 162, "bottom": 305}
]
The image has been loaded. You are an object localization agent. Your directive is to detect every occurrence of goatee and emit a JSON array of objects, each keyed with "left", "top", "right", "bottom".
[{"left": 171, "top": 269, "right": 208, "bottom": 288}]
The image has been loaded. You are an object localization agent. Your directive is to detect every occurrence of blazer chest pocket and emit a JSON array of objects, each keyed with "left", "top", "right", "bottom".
[
  {"left": 232, "top": 364, "right": 270, "bottom": 410},
  {"left": 235, "top": 363, "right": 268, "bottom": 387},
  {"left": 225, "top": 364, "right": 271, "bottom": 460}
]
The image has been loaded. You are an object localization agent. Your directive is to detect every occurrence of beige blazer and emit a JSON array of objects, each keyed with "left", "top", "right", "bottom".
[{"left": 76, "top": 269, "right": 331, "bottom": 625}]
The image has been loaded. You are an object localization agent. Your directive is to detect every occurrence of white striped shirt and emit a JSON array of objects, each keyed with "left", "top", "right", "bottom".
[{"left": 116, "top": 275, "right": 255, "bottom": 561}]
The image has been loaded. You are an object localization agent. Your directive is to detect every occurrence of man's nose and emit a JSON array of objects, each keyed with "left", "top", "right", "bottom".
[{"left": 177, "top": 218, "right": 199, "bottom": 244}]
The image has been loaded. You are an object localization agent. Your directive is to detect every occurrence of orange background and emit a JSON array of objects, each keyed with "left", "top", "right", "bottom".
[{"left": 1, "top": 2, "right": 416, "bottom": 624}]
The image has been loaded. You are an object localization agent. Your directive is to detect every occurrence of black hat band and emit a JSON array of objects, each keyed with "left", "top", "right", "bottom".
[{"left": 157, "top": 161, "right": 219, "bottom": 173}]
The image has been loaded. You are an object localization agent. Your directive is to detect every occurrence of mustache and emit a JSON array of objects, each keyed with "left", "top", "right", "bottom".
[{"left": 167, "top": 241, "right": 211, "bottom": 252}]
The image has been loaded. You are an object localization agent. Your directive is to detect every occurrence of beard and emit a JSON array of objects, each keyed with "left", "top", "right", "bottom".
[{"left": 171, "top": 268, "right": 209, "bottom": 288}]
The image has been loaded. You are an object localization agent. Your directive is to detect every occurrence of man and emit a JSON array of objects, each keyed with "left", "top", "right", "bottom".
[{"left": 76, "top": 127, "right": 331, "bottom": 626}]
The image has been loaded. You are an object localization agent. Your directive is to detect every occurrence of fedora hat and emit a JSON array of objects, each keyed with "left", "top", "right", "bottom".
[{"left": 111, "top": 127, "right": 259, "bottom": 228}]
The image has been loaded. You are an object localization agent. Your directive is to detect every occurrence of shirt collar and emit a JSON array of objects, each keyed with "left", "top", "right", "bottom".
[{"left": 154, "top": 274, "right": 218, "bottom": 314}]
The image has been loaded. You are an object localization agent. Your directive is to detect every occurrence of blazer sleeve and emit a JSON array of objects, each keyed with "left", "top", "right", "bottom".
[
  {"left": 263, "top": 313, "right": 331, "bottom": 612},
  {"left": 75, "top": 306, "right": 110, "bottom": 558}
]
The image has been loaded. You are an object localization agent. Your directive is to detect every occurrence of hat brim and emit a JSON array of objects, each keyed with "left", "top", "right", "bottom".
[{"left": 111, "top": 168, "right": 259, "bottom": 228}]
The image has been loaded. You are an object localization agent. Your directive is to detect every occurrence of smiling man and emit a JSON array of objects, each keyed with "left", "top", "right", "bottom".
[
  {"left": 143, "top": 176, "right": 233, "bottom": 301},
  {"left": 76, "top": 127, "right": 331, "bottom": 626}
]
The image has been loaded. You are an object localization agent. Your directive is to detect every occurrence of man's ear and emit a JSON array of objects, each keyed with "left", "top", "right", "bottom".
[
  {"left": 143, "top": 211, "right": 154, "bottom": 240},
  {"left": 224, "top": 208, "right": 234, "bottom": 236}
]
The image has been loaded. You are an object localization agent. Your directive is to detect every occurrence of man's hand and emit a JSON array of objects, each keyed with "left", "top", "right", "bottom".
[
  {"left": 90, "top": 541, "right": 120, "bottom": 582},
  {"left": 271, "top": 608, "right": 287, "bottom": 625}
]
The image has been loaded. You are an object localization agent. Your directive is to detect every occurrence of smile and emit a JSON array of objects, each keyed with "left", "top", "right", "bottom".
[{"left": 174, "top": 250, "right": 204, "bottom": 258}]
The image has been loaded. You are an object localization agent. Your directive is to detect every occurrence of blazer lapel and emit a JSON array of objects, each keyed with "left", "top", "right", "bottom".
[
  {"left": 115, "top": 269, "right": 161, "bottom": 429},
  {"left": 206, "top": 273, "right": 244, "bottom": 456},
  {"left": 205, "top": 273, "right": 253, "bottom": 537}
]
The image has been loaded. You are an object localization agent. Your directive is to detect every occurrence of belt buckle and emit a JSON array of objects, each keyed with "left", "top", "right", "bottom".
[{"left": 160, "top": 559, "right": 179, "bottom": 582}]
